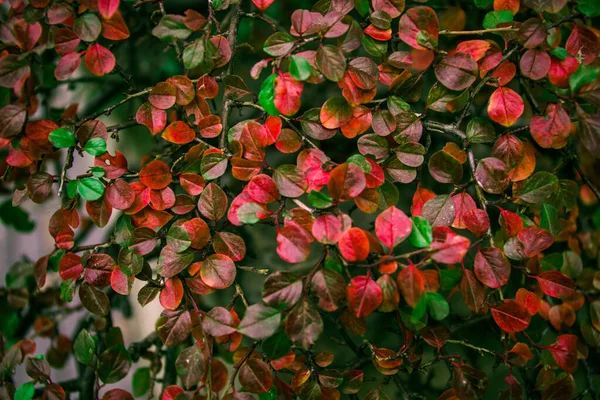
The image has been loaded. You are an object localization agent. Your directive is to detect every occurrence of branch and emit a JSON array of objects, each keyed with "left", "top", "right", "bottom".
[
  {"left": 574, "top": 162, "right": 600, "bottom": 201},
  {"left": 218, "top": 3, "right": 243, "bottom": 151},
  {"left": 439, "top": 27, "right": 517, "bottom": 35},
  {"left": 219, "top": 341, "right": 259, "bottom": 399},
  {"left": 57, "top": 147, "right": 75, "bottom": 197},
  {"left": 70, "top": 240, "right": 114, "bottom": 253},
  {"left": 422, "top": 120, "right": 466, "bottom": 141},
  {"left": 445, "top": 339, "right": 499, "bottom": 357}
]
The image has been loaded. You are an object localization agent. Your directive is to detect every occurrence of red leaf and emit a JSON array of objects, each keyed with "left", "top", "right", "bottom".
[
  {"left": 498, "top": 207, "right": 523, "bottom": 238},
  {"left": 338, "top": 227, "right": 370, "bottom": 262},
  {"left": 110, "top": 267, "right": 133, "bottom": 295},
  {"left": 101, "top": 12, "right": 130, "bottom": 41},
  {"left": 149, "top": 82, "right": 176, "bottom": 110},
  {"left": 530, "top": 103, "right": 571, "bottom": 149},
  {"left": 59, "top": 253, "right": 83, "bottom": 280},
  {"left": 487, "top": 87, "right": 524, "bottom": 127},
  {"left": 474, "top": 247, "right": 510, "bottom": 289},
  {"left": 328, "top": 163, "right": 366, "bottom": 203},
  {"left": 517, "top": 227, "right": 553, "bottom": 258},
  {"left": 535, "top": 271, "right": 577, "bottom": 299},
  {"left": 200, "top": 254, "right": 236, "bottom": 289},
  {"left": 55, "top": 52, "right": 82, "bottom": 81},
  {"left": 396, "top": 263, "right": 425, "bottom": 308},
  {"left": 251, "top": 0, "right": 275, "bottom": 11},
  {"left": 491, "top": 300, "right": 531, "bottom": 333},
  {"left": 461, "top": 269, "right": 486, "bottom": 313},
  {"left": 566, "top": 25, "right": 599, "bottom": 65},
  {"left": 247, "top": 174, "right": 279, "bottom": 204},
  {"left": 462, "top": 209, "right": 490, "bottom": 237},
  {"left": 98, "top": 0, "right": 120, "bottom": 19},
  {"left": 312, "top": 214, "right": 343, "bottom": 245},
  {"left": 274, "top": 73, "right": 303, "bottom": 116},
  {"left": 84, "top": 43, "right": 115, "bottom": 77},
  {"left": 548, "top": 56, "right": 579, "bottom": 88},
  {"left": 519, "top": 49, "right": 551, "bottom": 81},
  {"left": 139, "top": 160, "right": 172, "bottom": 190},
  {"left": 398, "top": 6, "right": 439, "bottom": 50},
  {"left": 347, "top": 275, "right": 383, "bottom": 318},
  {"left": 515, "top": 288, "right": 541, "bottom": 315},
  {"left": 430, "top": 226, "right": 470, "bottom": 264},
  {"left": 375, "top": 206, "right": 412, "bottom": 249},
  {"left": 451, "top": 192, "right": 477, "bottom": 229},
  {"left": 162, "top": 121, "right": 195, "bottom": 144},
  {"left": 543, "top": 334, "right": 578, "bottom": 373},
  {"left": 160, "top": 277, "right": 184, "bottom": 310},
  {"left": 136, "top": 102, "right": 166, "bottom": 135},
  {"left": 494, "top": 0, "right": 519, "bottom": 15},
  {"left": 277, "top": 222, "right": 312, "bottom": 263},
  {"left": 435, "top": 53, "right": 478, "bottom": 91}
]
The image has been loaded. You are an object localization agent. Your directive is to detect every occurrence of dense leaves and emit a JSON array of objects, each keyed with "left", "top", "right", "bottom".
[{"left": 1, "top": 0, "right": 599, "bottom": 399}]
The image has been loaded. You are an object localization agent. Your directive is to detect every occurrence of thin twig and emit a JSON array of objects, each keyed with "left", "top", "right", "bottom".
[
  {"left": 57, "top": 147, "right": 75, "bottom": 197},
  {"left": 439, "top": 27, "right": 517, "bottom": 35},
  {"left": 219, "top": 342, "right": 259, "bottom": 399}
]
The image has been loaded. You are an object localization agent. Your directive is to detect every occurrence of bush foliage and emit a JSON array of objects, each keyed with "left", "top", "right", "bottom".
[{"left": 1, "top": 0, "right": 600, "bottom": 398}]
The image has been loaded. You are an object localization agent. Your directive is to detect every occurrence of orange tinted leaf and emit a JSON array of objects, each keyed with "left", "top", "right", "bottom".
[
  {"left": 492, "top": 300, "right": 531, "bottom": 332},
  {"left": 139, "top": 160, "right": 172, "bottom": 190},
  {"left": 347, "top": 275, "right": 382, "bottom": 318},
  {"left": 487, "top": 87, "right": 524, "bottom": 127}
]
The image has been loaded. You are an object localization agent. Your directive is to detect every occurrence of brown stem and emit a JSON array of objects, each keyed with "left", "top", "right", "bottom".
[
  {"left": 439, "top": 27, "right": 517, "bottom": 35},
  {"left": 219, "top": 341, "right": 259, "bottom": 399}
]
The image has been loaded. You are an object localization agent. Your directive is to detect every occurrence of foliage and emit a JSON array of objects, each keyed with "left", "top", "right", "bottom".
[{"left": 1, "top": 0, "right": 600, "bottom": 398}]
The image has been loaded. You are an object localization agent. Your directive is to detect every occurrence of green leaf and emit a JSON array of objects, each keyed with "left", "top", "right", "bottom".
[
  {"left": 482, "top": 10, "right": 513, "bottom": 29},
  {"left": 569, "top": 64, "right": 600, "bottom": 94},
  {"left": 259, "top": 74, "right": 279, "bottom": 116},
  {"left": 60, "top": 279, "right": 76, "bottom": 302},
  {"left": 74, "top": 329, "right": 96, "bottom": 365},
  {"left": 362, "top": 36, "right": 388, "bottom": 57},
  {"left": 133, "top": 367, "right": 151, "bottom": 397},
  {"left": 90, "top": 166, "right": 105, "bottom": 178},
  {"left": 426, "top": 292, "right": 450, "bottom": 321},
  {"left": 540, "top": 204, "right": 561, "bottom": 237},
  {"left": 263, "top": 32, "right": 295, "bottom": 57},
  {"left": 14, "top": 382, "right": 34, "bottom": 400},
  {"left": 183, "top": 38, "right": 207, "bottom": 70},
  {"left": 466, "top": 117, "right": 496, "bottom": 143},
  {"left": 577, "top": 0, "right": 600, "bottom": 16},
  {"left": 354, "top": 0, "right": 369, "bottom": 16},
  {"left": 49, "top": 128, "right": 75, "bottom": 148},
  {"left": 308, "top": 191, "right": 334, "bottom": 209},
  {"left": 237, "top": 202, "right": 264, "bottom": 224},
  {"left": 439, "top": 268, "right": 463, "bottom": 291},
  {"left": 152, "top": 15, "right": 192, "bottom": 41},
  {"left": 411, "top": 295, "right": 428, "bottom": 323},
  {"left": 77, "top": 177, "right": 104, "bottom": 201},
  {"left": 561, "top": 251, "right": 582, "bottom": 279},
  {"left": 347, "top": 154, "right": 372, "bottom": 173},
  {"left": 84, "top": 137, "right": 107, "bottom": 156},
  {"left": 262, "top": 331, "right": 292, "bottom": 360},
  {"left": 258, "top": 386, "right": 279, "bottom": 400},
  {"left": 98, "top": 345, "right": 132, "bottom": 384},
  {"left": 166, "top": 225, "right": 191, "bottom": 253},
  {"left": 0, "top": 200, "right": 35, "bottom": 232},
  {"left": 513, "top": 172, "right": 558, "bottom": 205},
  {"left": 408, "top": 216, "right": 432, "bottom": 248},
  {"left": 474, "top": 0, "right": 493, "bottom": 8},
  {"left": 67, "top": 180, "right": 78, "bottom": 199},
  {"left": 79, "top": 282, "right": 110, "bottom": 316},
  {"left": 289, "top": 56, "right": 311, "bottom": 81},
  {"left": 551, "top": 47, "right": 568, "bottom": 60}
]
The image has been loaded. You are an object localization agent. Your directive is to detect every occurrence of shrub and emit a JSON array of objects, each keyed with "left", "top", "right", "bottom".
[{"left": 1, "top": 0, "right": 600, "bottom": 398}]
